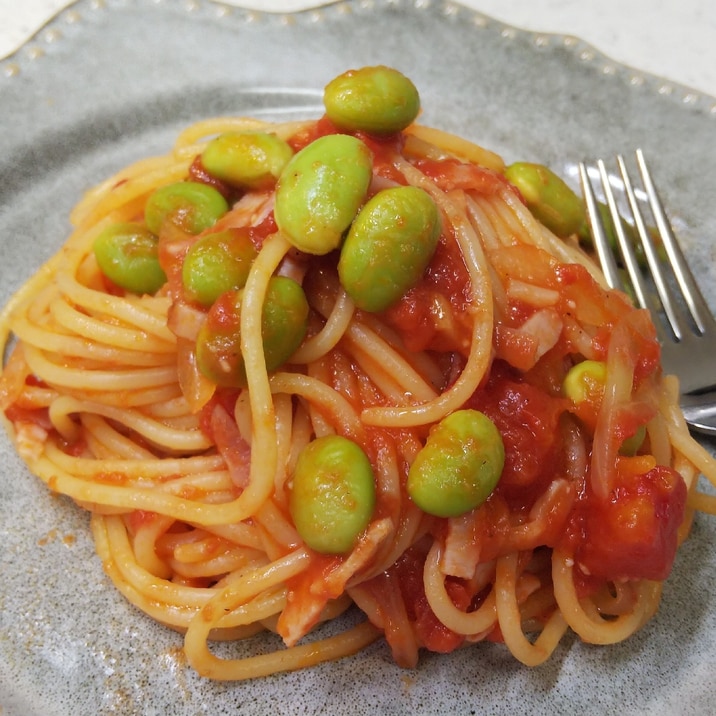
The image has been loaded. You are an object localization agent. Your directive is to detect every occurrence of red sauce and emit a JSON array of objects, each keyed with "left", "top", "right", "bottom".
[
  {"left": 187, "top": 155, "right": 234, "bottom": 201},
  {"left": 384, "top": 228, "right": 472, "bottom": 354},
  {"left": 205, "top": 290, "right": 241, "bottom": 332},
  {"left": 125, "top": 509, "right": 161, "bottom": 533},
  {"left": 4, "top": 131, "right": 689, "bottom": 658},
  {"left": 355, "top": 130, "right": 407, "bottom": 184},
  {"left": 380, "top": 244, "right": 686, "bottom": 645},
  {"left": 415, "top": 158, "right": 513, "bottom": 194},
  {"left": 157, "top": 221, "right": 195, "bottom": 300},
  {"left": 390, "top": 539, "right": 470, "bottom": 653},
  {"left": 199, "top": 390, "right": 240, "bottom": 441},
  {"left": 468, "top": 362, "right": 569, "bottom": 511},
  {"left": 4, "top": 404, "right": 52, "bottom": 430},
  {"left": 288, "top": 115, "right": 340, "bottom": 151},
  {"left": 288, "top": 115, "right": 407, "bottom": 184},
  {"left": 248, "top": 211, "right": 278, "bottom": 246},
  {"left": 566, "top": 461, "right": 687, "bottom": 582}
]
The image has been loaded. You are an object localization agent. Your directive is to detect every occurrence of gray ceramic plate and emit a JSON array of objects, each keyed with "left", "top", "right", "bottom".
[{"left": 1, "top": 1, "right": 716, "bottom": 714}]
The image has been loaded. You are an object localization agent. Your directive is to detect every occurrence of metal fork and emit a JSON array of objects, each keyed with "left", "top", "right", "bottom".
[{"left": 578, "top": 149, "right": 716, "bottom": 436}]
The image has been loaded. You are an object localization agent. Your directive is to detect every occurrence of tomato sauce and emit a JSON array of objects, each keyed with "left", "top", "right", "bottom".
[
  {"left": 4, "top": 404, "right": 52, "bottom": 430},
  {"left": 415, "top": 158, "right": 512, "bottom": 195},
  {"left": 384, "top": 226, "right": 472, "bottom": 354},
  {"left": 467, "top": 362, "right": 569, "bottom": 510},
  {"left": 3, "top": 121, "right": 690, "bottom": 662},
  {"left": 288, "top": 115, "right": 339, "bottom": 151},
  {"left": 566, "top": 461, "right": 687, "bottom": 582},
  {"left": 378, "top": 216, "right": 686, "bottom": 643},
  {"left": 188, "top": 155, "right": 234, "bottom": 201},
  {"left": 390, "top": 539, "right": 470, "bottom": 653}
]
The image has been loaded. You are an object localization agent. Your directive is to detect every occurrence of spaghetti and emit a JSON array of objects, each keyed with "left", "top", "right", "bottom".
[{"left": 1, "top": 66, "right": 715, "bottom": 681}]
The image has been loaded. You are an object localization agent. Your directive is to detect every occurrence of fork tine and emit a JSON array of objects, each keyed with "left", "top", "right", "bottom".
[
  {"left": 578, "top": 161, "right": 623, "bottom": 291},
  {"left": 581, "top": 150, "right": 716, "bottom": 409},
  {"left": 634, "top": 148, "right": 711, "bottom": 336},
  {"left": 596, "top": 158, "right": 654, "bottom": 310},
  {"left": 613, "top": 153, "right": 683, "bottom": 341}
]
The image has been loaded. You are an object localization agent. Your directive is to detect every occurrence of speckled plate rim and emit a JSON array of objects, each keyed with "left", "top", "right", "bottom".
[
  {"left": 1, "top": 2, "right": 716, "bottom": 716},
  {"left": 3, "top": 0, "right": 716, "bottom": 117}
]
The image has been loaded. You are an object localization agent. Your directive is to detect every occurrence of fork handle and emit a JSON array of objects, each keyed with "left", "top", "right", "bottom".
[{"left": 680, "top": 392, "right": 716, "bottom": 436}]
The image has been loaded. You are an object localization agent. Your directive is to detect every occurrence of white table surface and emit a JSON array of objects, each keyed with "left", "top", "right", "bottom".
[{"left": 1, "top": 0, "right": 715, "bottom": 100}]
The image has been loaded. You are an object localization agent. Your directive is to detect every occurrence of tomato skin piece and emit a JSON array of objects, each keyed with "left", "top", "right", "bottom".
[
  {"left": 384, "top": 231, "right": 472, "bottom": 354},
  {"left": 415, "top": 158, "right": 512, "bottom": 195},
  {"left": 287, "top": 115, "right": 341, "bottom": 152},
  {"left": 467, "top": 362, "right": 569, "bottom": 510},
  {"left": 355, "top": 130, "right": 407, "bottom": 184},
  {"left": 571, "top": 464, "right": 687, "bottom": 582},
  {"left": 199, "top": 389, "right": 240, "bottom": 441},
  {"left": 390, "top": 541, "right": 469, "bottom": 653},
  {"left": 188, "top": 155, "right": 234, "bottom": 201},
  {"left": 4, "top": 404, "right": 52, "bottom": 430}
]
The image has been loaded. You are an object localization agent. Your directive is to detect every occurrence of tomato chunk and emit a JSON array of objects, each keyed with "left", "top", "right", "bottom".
[
  {"left": 391, "top": 541, "right": 468, "bottom": 653},
  {"left": 574, "top": 464, "right": 687, "bottom": 581},
  {"left": 467, "top": 363, "right": 568, "bottom": 509}
]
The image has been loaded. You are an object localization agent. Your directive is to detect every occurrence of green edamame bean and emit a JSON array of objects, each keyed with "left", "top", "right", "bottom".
[
  {"left": 563, "top": 360, "right": 646, "bottom": 454},
  {"left": 274, "top": 134, "right": 373, "bottom": 255},
  {"left": 93, "top": 222, "right": 166, "bottom": 295},
  {"left": 504, "top": 162, "right": 585, "bottom": 238},
  {"left": 182, "top": 228, "right": 257, "bottom": 307},
  {"left": 338, "top": 186, "right": 441, "bottom": 312},
  {"left": 195, "top": 276, "right": 309, "bottom": 387},
  {"left": 407, "top": 409, "right": 504, "bottom": 518},
  {"left": 200, "top": 131, "right": 294, "bottom": 190},
  {"left": 144, "top": 181, "right": 229, "bottom": 235},
  {"left": 562, "top": 359, "right": 607, "bottom": 404},
  {"left": 323, "top": 65, "right": 420, "bottom": 135},
  {"left": 261, "top": 276, "right": 310, "bottom": 371},
  {"left": 289, "top": 435, "right": 376, "bottom": 554}
]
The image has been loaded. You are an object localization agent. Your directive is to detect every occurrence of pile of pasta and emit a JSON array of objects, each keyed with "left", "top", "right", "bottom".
[{"left": 2, "top": 66, "right": 715, "bottom": 680}]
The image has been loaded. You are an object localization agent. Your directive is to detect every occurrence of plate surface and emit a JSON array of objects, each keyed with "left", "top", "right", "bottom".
[{"left": 1, "top": 1, "right": 716, "bottom": 714}]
